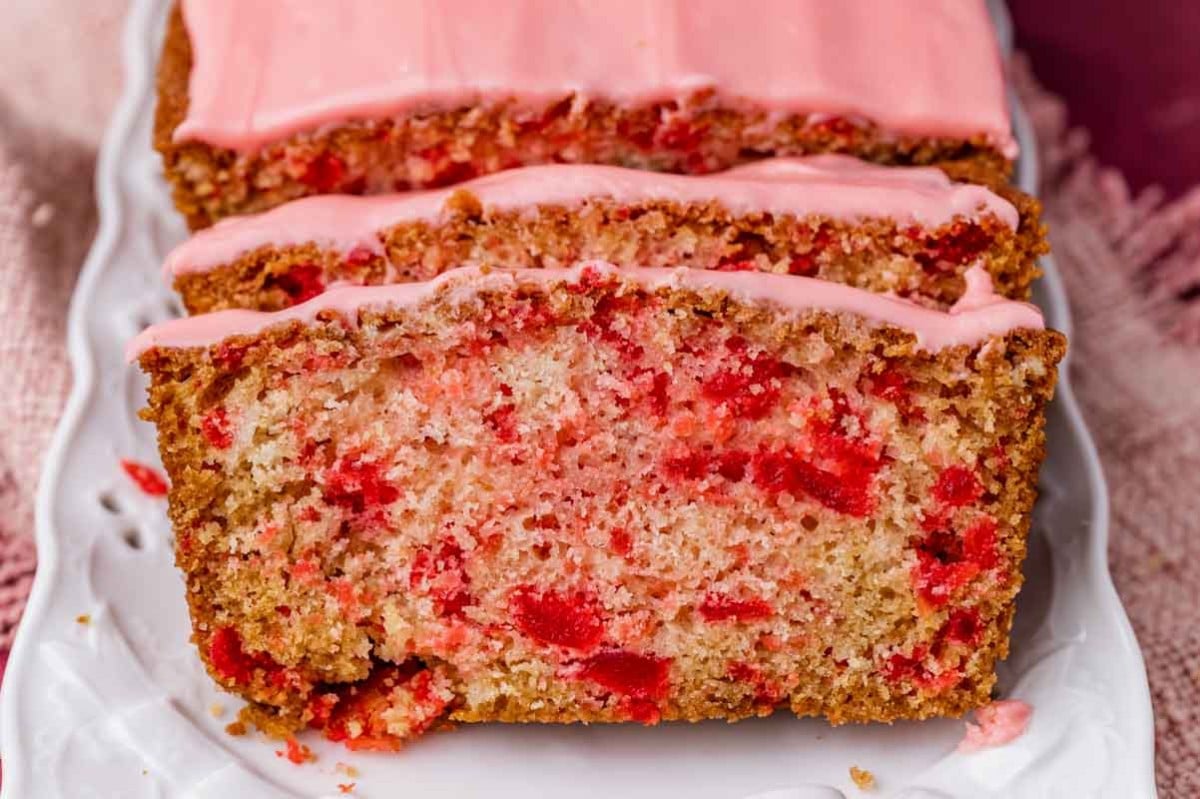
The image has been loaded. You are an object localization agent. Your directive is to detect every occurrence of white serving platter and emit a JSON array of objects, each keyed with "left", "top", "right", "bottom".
[{"left": 0, "top": 1, "right": 1157, "bottom": 796}]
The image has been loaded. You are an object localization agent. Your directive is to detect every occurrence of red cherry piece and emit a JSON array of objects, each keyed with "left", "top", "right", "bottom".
[
  {"left": 579, "top": 294, "right": 644, "bottom": 363},
  {"left": 701, "top": 342, "right": 791, "bottom": 421},
  {"left": 787, "top": 254, "right": 819, "bottom": 276},
  {"left": 316, "top": 662, "right": 445, "bottom": 751},
  {"left": 912, "top": 551, "right": 981, "bottom": 610},
  {"left": 212, "top": 341, "right": 248, "bottom": 369},
  {"left": 120, "top": 459, "right": 168, "bottom": 496},
  {"left": 409, "top": 540, "right": 473, "bottom": 617},
  {"left": 578, "top": 650, "right": 671, "bottom": 701},
  {"left": 300, "top": 152, "right": 347, "bottom": 193},
  {"left": 648, "top": 371, "right": 671, "bottom": 417},
  {"left": 200, "top": 407, "right": 233, "bottom": 449},
  {"left": 616, "top": 113, "right": 658, "bottom": 151},
  {"left": 751, "top": 448, "right": 874, "bottom": 517},
  {"left": 657, "top": 119, "right": 704, "bottom": 151},
  {"left": 933, "top": 466, "right": 984, "bottom": 508},
  {"left": 484, "top": 404, "right": 520, "bottom": 443},
  {"left": 698, "top": 593, "right": 773, "bottom": 622},
  {"left": 813, "top": 117, "right": 857, "bottom": 137},
  {"left": 323, "top": 455, "right": 399, "bottom": 513},
  {"left": 275, "top": 263, "right": 326, "bottom": 305},
  {"left": 428, "top": 160, "right": 478, "bottom": 189},
  {"left": 276, "top": 738, "right": 313, "bottom": 765},
  {"left": 415, "top": 145, "right": 479, "bottom": 189},
  {"left": 917, "top": 222, "right": 993, "bottom": 268},
  {"left": 663, "top": 449, "right": 750, "bottom": 483},
  {"left": 882, "top": 646, "right": 928, "bottom": 683},
  {"left": 609, "top": 527, "right": 633, "bottom": 557},
  {"left": 942, "top": 608, "right": 982, "bottom": 645},
  {"left": 806, "top": 393, "right": 882, "bottom": 478},
  {"left": 963, "top": 517, "right": 999, "bottom": 570},
  {"left": 727, "top": 661, "right": 760, "bottom": 683},
  {"left": 209, "top": 626, "right": 283, "bottom": 685},
  {"left": 511, "top": 586, "right": 605, "bottom": 650},
  {"left": 344, "top": 245, "right": 376, "bottom": 268},
  {"left": 715, "top": 258, "right": 757, "bottom": 272},
  {"left": 624, "top": 698, "right": 663, "bottom": 724},
  {"left": 663, "top": 451, "right": 711, "bottom": 481},
  {"left": 716, "top": 451, "right": 750, "bottom": 482}
]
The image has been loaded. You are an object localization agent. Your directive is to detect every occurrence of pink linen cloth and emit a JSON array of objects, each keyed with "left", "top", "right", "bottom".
[
  {"left": 0, "top": 1, "right": 124, "bottom": 646},
  {"left": 0, "top": 3, "right": 1197, "bottom": 795}
]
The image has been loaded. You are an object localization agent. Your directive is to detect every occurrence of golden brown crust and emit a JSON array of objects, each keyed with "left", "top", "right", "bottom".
[
  {"left": 155, "top": 5, "right": 207, "bottom": 229},
  {"left": 139, "top": 274, "right": 1065, "bottom": 739},
  {"left": 155, "top": 2, "right": 1014, "bottom": 230}
]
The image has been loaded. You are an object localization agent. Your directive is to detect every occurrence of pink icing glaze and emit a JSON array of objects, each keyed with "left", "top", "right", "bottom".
[
  {"left": 163, "top": 156, "right": 1019, "bottom": 279},
  {"left": 129, "top": 262, "right": 1043, "bottom": 361},
  {"left": 957, "top": 700, "right": 1033, "bottom": 753},
  {"left": 175, "top": 0, "right": 1015, "bottom": 158}
]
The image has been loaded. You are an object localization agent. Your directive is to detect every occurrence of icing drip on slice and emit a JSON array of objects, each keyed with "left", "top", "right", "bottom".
[
  {"left": 163, "top": 157, "right": 1019, "bottom": 278},
  {"left": 129, "top": 262, "right": 1044, "bottom": 360}
]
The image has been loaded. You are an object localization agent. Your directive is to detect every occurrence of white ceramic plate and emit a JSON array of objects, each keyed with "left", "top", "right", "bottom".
[{"left": 0, "top": 1, "right": 1157, "bottom": 797}]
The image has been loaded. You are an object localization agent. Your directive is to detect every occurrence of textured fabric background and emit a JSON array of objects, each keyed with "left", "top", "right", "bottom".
[
  {"left": 0, "top": 1, "right": 124, "bottom": 646},
  {"left": 0, "top": 3, "right": 1197, "bottom": 796}
]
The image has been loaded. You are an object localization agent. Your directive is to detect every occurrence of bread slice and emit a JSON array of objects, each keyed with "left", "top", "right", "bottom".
[
  {"left": 133, "top": 263, "right": 1065, "bottom": 749},
  {"left": 165, "top": 158, "right": 1044, "bottom": 315}
]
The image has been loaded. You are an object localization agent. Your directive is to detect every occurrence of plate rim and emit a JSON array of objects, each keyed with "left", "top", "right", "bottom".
[{"left": 0, "top": 0, "right": 1158, "bottom": 796}]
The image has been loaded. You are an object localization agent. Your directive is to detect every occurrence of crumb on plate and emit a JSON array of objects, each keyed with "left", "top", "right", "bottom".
[
  {"left": 849, "top": 765, "right": 876, "bottom": 791},
  {"left": 275, "top": 737, "right": 316, "bottom": 765}
]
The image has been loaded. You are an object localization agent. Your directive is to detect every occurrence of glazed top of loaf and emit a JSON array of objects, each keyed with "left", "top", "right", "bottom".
[
  {"left": 163, "top": 156, "right": 1020, "bottom": 278},
  {"left": 173, "top": 0, "right": 1015, "bottom": 158},
  {"left": 130, "top": 262, "right": 1044, "bottom": 360}
]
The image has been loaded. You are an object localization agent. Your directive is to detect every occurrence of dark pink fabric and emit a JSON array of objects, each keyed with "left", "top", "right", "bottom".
[{"left": 1010, "top": 0, "right": 1200, "bottom": 200}]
